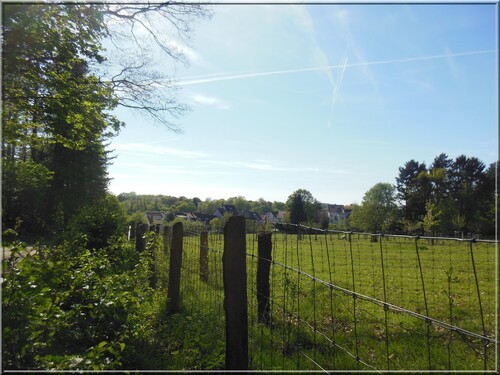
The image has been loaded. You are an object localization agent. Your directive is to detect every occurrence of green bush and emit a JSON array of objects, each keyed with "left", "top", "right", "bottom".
[
  {"left": 2, "top": 235, "right": 154, "bottom": 370},
  {"left": 65, "top": 194, "right": 128, "bottom": 250}
]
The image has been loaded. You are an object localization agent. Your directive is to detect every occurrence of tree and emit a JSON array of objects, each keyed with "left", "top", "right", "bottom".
[
  {"left": 449, "top": 155, "right": 487, "bottom": 233},
  {"left": 354, "top": 183, "right": 398, "bottom": 233},
  {"left": 286, "top": 189, "right": 319, "bottom": 225},
  {"left": 101, "top": 3, "right": 212, "bottom": 132},
  {"left": 422, "top": 200, "right": 442, "bottom": 237},
  {"left": 2, "top": 3, "right": 210, "bottom": 237},
  {"left": 2, "top": 4, "right": 121, "bottom": 234},
  {"left": 396, "top": 160, "right": 429, "bottom": 222}
]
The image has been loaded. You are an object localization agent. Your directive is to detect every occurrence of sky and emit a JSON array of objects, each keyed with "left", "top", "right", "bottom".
[{"left": 106, "top": 3, "right": 498, "bottom": 205}]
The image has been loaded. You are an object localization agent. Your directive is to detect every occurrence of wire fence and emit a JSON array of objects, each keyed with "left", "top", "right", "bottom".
[{"left": 156, "top": 218, "right": 497, "bottom": 371}]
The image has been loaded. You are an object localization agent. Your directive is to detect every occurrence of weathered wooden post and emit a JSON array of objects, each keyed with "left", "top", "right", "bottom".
[
  {"left": 163, "top": 225, "right": 171, "bottom": 255},
  {"left": 223, "top": 216, "right": 248, "bottom": 370},
  {"left": 257, "top": 232, "right": 272, "bottom": 325},
  {"left": 129, "top": 222, "right": 136, "bottom": 240},
  {"left": 135, "top": 223, "right": 148, "bottom": 252},
  {"left": 200, "top": 230, "right": 209, "bottom": 282},
  {"left": 149, "top": 237, "right": 158, "bottom": 289},
  {"left": 167, "top": 222, "right": 183, "bottom": 314}
]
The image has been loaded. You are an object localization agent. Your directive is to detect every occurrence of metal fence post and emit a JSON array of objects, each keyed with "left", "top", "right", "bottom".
[{"left": 223, "top": 215, "right": 248, "bottom": 370}]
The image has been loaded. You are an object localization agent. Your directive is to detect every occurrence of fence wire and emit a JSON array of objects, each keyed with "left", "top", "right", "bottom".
[{"left": 172, "top": 223, "right": 497, "bottom": 371}]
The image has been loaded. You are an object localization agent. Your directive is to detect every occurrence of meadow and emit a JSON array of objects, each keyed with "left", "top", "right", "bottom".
[{"left": 179, "top": 230, "right": 497, "bottom": 371}]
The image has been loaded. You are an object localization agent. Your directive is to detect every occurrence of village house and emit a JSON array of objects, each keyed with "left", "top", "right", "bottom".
[
  {"left": 243, "top": 211, "right": 262, "bottom": 222},
  {"left": 262, "top": 211, "right": 279, "bottom": 223},
  {"left": 194, "top": 213, "right": 217, "bottom": 227},
  {"left": 144, "top": 211, "right": 167, "bottom": 226},
  {"left": 214, "top": 204, "right": 239, "bottom": 220},
  {"left": 327, "top": 204, "right": 351, "bottom": 226}
]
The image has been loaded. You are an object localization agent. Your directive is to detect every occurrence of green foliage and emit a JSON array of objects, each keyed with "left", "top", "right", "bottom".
[
  {"left": 396, "top": 154, "right": 496, "bottom": 235},
  {"left": 129, "top": 211, "right": 149, "bottom": 225},
  {"left": 65, "top": 194, "right": 128, "bottom": 250},
  {"left": 286, "top": 189, "right": 319, "bottom": 225},
  {"left": 422, "top": 201, "right": 442, "bottom": 236},
  {"left": 2, "top": 236, "right": 155, "bottom": 370},
  {"left": 210, "top": 217, "right": 222, "bottom": 232},
  {"left": 2, "top": 159, "right": 53, "bottom": 235},
  {"left": 350, "top": 183, "right": 398, "bottom": 233},
  {"left": 2, "top": 3, "right": 122, "bottom": 236}
]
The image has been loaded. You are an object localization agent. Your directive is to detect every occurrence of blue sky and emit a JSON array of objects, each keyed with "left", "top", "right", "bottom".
[{"left": 106, "top": 3, "right": 498, "bottom": 205}]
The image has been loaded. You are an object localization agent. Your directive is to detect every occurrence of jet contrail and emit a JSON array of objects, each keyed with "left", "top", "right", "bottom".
[
  {"left": 328, "top": 56, "right": 348, "bottom": 128},
  {"left": 176, "top": 49, "right": 495, "bottom": 87}
]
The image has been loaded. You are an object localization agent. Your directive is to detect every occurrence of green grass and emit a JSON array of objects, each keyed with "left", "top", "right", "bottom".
[{"left": 174, "top": 231, "right": 496, "bottom": 371}]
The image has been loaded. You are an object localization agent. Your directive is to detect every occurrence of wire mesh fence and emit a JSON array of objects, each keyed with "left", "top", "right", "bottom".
[{"left": 163, "top": 219, "right": 497, "bottom": 371}]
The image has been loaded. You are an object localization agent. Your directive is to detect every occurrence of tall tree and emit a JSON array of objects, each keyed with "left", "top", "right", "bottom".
[
  {"left": 2, "top": 3, "right": 210, "bottom": 236},
  {"left": 352, "top": 183, "right": 398, "bottom": 233},
  {"left": 449, "top": 155, "right": 487, "bottom": 233},
  {"left": 286, "top": 189, "right": 319, "bottom": 225},
  {"left": 396, "top": 160, "right": 429, "bottom": 222},
  {"left": 2, "top": 3, "right": 121, "bottom": 233}
]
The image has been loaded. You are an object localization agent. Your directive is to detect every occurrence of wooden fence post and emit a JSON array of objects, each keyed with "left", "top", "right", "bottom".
[
  {"left": 135, "top": 223, "right": 148, "bottom": 252},
  {"left": 167, "top": 222, "right": 183, "bottom": 314},
  {"left": 257, "top": 232, "right": 272, "bottom": 325},
  {"left": 223, "top": 215, "right": 248, "bottom": 370},
  {"left": 149, "top": 235, "right": 158, "bottom": 289},
  {"left": 200, "top": 230, "right": 209, "bottom": 282},
  {"left": 163, "top": 225, "right": 171, "bottom": 255}
]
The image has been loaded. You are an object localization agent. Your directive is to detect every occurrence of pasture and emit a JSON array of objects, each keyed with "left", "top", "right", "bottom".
[{"left": 179, "top": 230, "right": 497, "bottom": 371}]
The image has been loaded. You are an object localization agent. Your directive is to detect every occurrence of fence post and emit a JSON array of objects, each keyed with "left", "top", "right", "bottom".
[
  {"left": 149, "top": 235, "right": 158, "bottom": 289},
  {"left": 167, "top": 222, "right": 183, "bottom": 314},
  {"left": 135, "top": 223, "right": 148, "bottom": 252},
  {"left": 129, "top": 222, "right": 136, "bottom": 240},
  {"left": 163, "top": 225, "right": 171, "bottom": 255},
  {"left": 257, "top": 232, "right": 272, "bottom": 325},
  {"left": 200, "top": 230, "right": 209, "bottom": 282},
  {"left": 223, "top": 215, "right": 248, "bottom": 370}
]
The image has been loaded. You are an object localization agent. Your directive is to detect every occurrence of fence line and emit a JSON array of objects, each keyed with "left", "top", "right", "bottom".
[{"left": 136, "top": 219, "right": 497, "bottom": 371}]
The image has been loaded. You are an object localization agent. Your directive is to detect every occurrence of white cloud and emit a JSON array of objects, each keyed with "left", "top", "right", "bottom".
[
  {"left": 112, "top": 142, "right": 208, "bottom": 159},
  {"left": 335, "top": 9, "right": 350, "bottom": 25},
  {"left": 186, "top": 93, "right": 230, "bottom": 110},
  {"left": 198, "top": 158, "right": 351, "bottom": 175}
]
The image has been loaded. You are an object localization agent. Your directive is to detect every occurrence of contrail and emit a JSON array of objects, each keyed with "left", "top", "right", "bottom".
[
  {"left": 328, "top": 56, "right": 348, "bottom": 128},
  {"left": 176, "top": 49, "right": 495, "bottom": 87}
]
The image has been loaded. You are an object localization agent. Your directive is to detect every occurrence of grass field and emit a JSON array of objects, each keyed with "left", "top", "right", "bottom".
[{"left": 178, "top": 230, "right": 497, "bottom": 371}]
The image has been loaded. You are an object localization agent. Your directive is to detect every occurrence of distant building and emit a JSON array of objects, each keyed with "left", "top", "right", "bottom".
[
  {"left": 214, "top": 204, "right": 239, "bottom": 220},
  {"left": 194, "top": 213, "right": 217, "bottom": 226},
  {"left": 327, "top": 204, "right": 351, "bottom": 225},
  {"left": 243, "top": 211, "right": 263, "bottom": 222},
  {"left": 262, "top": 211, "right": 279, "bottom": 223},
  {"left": 145, "top": 211, "right": 167, "bottom": 226}
]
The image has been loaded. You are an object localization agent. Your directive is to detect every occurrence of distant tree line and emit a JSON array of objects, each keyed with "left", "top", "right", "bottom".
[
  {"left": 117, "top": 193, "right": 286, "bottom": 218},
  {"left": 349, "top": 153, "right": 497, "bottom": 237}
]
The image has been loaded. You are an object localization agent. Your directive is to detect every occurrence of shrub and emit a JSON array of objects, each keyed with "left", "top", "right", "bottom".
[
  {"left": 2, "top": 235, "right": 154, "bottom": 370},
  {"left": 66, "top": 194, "right": 128, "bottom": 250}
]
